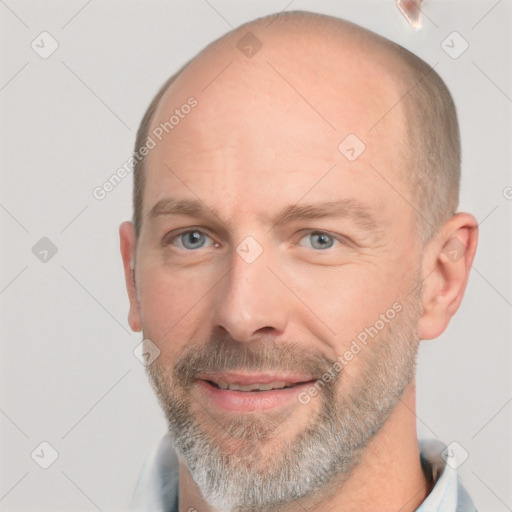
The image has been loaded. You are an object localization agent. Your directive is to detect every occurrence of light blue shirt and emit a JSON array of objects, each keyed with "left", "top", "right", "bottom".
[{"left": 130, "top": 435, "right": 477, "bottom": 512}]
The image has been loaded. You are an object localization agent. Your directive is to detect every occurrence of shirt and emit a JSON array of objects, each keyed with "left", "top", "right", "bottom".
[{"left": 130, "top": 435, "right": 478, "bottom": 512}]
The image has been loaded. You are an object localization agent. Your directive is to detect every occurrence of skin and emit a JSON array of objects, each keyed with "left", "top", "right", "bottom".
[{"left": 120, "top": 16, "right": 478, "bottom": 512}]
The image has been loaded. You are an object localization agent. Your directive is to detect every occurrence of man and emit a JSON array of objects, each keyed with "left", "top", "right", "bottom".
[{"left": 120, "top": 10, "right": 479, "bottom": 512}]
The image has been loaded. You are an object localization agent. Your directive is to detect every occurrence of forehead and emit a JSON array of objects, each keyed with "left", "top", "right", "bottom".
[{"left": 142, "top": 28, "right": 411, "bottom": 226}]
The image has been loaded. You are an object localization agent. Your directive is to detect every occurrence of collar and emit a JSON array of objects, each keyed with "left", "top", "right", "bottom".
[{"left": 417, "top": 439, "right": 477, "bottom": 512}]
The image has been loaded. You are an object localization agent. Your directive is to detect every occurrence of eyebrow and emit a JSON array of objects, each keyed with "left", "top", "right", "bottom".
[
  {"left": 271, "top": 200, "right": 379, "bottom": 232},
  {"left": 150, "top": 197, "right": 211, "bottom": 219},
  {"left": 149, "top": 197, "right": 381, "bottom": 234}
]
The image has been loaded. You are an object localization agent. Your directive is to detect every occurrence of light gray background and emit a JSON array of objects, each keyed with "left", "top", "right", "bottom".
[{"left": 1, "top": 0, "right": 511, "bottom": 510}]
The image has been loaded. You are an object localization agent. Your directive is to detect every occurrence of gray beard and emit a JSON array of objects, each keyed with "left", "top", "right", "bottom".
[{"left": 145, "top": 291, "right": 422, "bottom": 512}]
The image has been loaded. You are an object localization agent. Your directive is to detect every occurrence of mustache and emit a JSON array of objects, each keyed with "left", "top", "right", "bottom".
[{"left": 160, "top": 333, "right": 339, "bottom": 388}]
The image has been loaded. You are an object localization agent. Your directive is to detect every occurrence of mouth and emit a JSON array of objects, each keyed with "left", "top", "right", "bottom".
[
  {"left": 206, "top": 380, "right": 300, "bottom": 391},
  {"left": 195, "top": 372, "right": 318, "bottom": 412}
]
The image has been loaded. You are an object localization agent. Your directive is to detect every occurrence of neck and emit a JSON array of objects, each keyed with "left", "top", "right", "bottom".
[{"left": 178, "top": 379, "right": 432, "bottom": 512}]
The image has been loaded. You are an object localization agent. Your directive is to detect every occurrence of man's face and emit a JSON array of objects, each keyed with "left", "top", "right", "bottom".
[{"left": 132, "top": 34, "right": 424, "bottom": 510}]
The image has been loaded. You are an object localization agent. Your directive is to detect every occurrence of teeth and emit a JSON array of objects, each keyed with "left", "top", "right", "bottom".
[{"left": 214, "top": 381, "right": 290, "bottom": 391}]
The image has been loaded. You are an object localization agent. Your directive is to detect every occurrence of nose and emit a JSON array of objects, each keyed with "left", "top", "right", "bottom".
[{"left": 212, "top": 240, "right": 290, "bottom": 343}]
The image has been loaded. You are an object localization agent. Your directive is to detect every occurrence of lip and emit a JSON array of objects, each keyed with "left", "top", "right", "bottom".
[
  {"left": 195, "top": 371, "right": 317, "bottom": 386},
  {"left": 195, "top": 377, "right": 317, "bottom": 412}
]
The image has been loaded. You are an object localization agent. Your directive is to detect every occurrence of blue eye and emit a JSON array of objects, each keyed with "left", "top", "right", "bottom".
[
  {"left": 299, "top": 231, "right": 337, "bottom": 250},
  {"left": 173, "top": 230, "right": 213, "bottom": 250}
]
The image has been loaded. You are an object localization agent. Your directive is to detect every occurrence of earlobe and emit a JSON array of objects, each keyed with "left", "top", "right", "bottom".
[
  {"left": 417, "top": 213, "right": 478, "bottom": 340},
  {"left": 119, "top": 221, "right": 143, "bottom": 332}
]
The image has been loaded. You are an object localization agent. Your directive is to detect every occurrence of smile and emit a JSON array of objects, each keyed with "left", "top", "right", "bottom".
[
  {"left": 207, "top": 381, "right": 296, "bottom": 391},
  {"left": 194, "top": 372, "right": 318, "bottom": 411}
]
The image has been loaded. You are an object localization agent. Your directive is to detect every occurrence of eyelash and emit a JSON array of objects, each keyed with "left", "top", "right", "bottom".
[
  {"left": 162, "top": 228, "right": 348, "bottom": 251},
  {"left": 163, "top": 228, "right": 218, "bottom": 250}
]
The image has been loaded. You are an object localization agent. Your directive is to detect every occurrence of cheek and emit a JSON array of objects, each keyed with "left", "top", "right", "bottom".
[
  {"left": 288, "top": 261, "right": 408, "bottom": 348},
  {"left": 136, "top": 262, "right": 217, "bottom": 345}
]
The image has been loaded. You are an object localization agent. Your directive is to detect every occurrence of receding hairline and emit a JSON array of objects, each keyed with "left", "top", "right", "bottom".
[{"left": 147, "top": 11, "right": 427, "bottom": 139}]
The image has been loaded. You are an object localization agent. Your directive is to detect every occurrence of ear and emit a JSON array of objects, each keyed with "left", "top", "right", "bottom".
[
  {"left": 417, "top": 212, "right": 478, "bottom": 340},
  {"left": 119, "top": 221, "right": 142, "bottom": 332}
]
